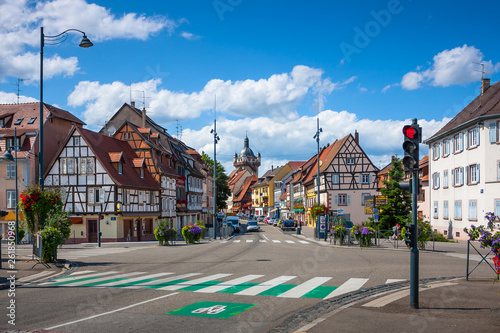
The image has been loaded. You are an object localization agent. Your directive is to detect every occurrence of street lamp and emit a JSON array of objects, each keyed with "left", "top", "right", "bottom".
[
  {"left": 0, "top": 128, "right": 37, "bottom": 244},
  {"left": 211, "top": 123, "right": 220, "bottom": 240},
  {"left": 39, "top": 27, "right": 93, "bottom": 189},
  {"left": 313, "top": 117, "right": 322, "bottom": 238}
]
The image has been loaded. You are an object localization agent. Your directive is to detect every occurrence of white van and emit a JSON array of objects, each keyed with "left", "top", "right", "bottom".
[{"left": 227, "top": 216, "right": 240, "bottom": 233}]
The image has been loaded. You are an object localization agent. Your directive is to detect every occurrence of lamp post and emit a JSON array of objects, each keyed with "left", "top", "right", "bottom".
[
  {"left": 0, "top": 128, "right": 37, "bottom": 244},
  {"left": 39, "top": 27, "right": 93, "bottom": 189},
  {"left": 211, "top": 111, "right": 220, "bottom": 240},
  {"left": 313, "top": 117, "right": 322, "bottom": 238}
]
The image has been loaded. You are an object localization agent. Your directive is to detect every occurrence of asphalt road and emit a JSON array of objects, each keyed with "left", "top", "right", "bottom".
[{"left": 1, "top": 221, "right": 481, "bottom": 333}]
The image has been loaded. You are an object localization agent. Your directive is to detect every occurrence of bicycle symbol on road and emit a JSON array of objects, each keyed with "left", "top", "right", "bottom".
[{"left": 191, "top": 305, "right": 227, "bottom": 315}]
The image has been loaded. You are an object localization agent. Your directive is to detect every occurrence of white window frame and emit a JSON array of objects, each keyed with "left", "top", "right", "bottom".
[
  {"left": 443, "top": 170, "right": 448, "bottom": 188},
  {"left": 489, "top": 122, "right": 497, "bottom": 143},
  {"left": 61, "top": 158, "right": 76, "bottom": 175},
  {"left": 332, "top": 173, "right": 340, "bottom": 184},
  {"left": 123, "top": 189, "right": 129, "bottom": 204},
  {"left": 346, "top": 157, "right": 355, "bottom": 165},
  {"left": 80, "top": 157, "right": 94, "bottom": 175},
  {"left": 495, "top": 199, "right": 500, "bottom": 218},
  {"left": 6, "top": 164, "right": 16, "bottom": 179},
  {"left": 7, "top": 190, "right": 16, "bottom": 209},
  {"left": 88, "top": 187, "right": 104, "bottom": 205},
  {"left": 360, "top": 174, "right": 370, "bottom": 184}
]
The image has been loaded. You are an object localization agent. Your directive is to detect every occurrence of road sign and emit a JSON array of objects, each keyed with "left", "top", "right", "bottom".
[
  {"left": 365, "top": 207, "right": 374, "bottom": 214},
  {"left": 375, "top": 195, "right": 388, "bottom": 206},
  {"left": 337, "top": 209, "right": 344, "bottom": 216},
  {"left": 373, "top": 208, "right": 378, "bottom": 214},
  {"left": 167, "top": 302, "right": 255, "bottom": 319},
  {"left": 365, "top": 198, "right": 374, "bottom": 207},
  {"left": 374, "top": 213, "right": 379, "bottom": 222}
]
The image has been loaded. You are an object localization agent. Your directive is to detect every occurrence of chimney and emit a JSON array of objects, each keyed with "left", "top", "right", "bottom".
[
  {"left": 142, "top": 107, "right": 146, "bottom": 128},
  {"left": 131, "top": 101, "right": 135, "bottom": 108},
  {"left": 354, "top": 130, "right": 359, "bottom": 144},
  {"left": 482, "top": 78, "right": 491, "bottom": 95}
]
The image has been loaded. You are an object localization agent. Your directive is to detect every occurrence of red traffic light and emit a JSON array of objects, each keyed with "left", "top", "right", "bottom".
[
  {"left": 99, "top": 214, "right": 104, "bottom": 220},
  {"left": 402, "top": 125, "right": 417, "bottom": 139}
]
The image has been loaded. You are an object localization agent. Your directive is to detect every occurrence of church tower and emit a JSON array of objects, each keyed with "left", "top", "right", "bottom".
[{"left": 233, "top": 135, "right": 260, "bottom": 176}]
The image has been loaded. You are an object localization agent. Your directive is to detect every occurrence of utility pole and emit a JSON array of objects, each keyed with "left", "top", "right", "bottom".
[{"left": 211, "top": 96, "right": 220, "bottom": 240}]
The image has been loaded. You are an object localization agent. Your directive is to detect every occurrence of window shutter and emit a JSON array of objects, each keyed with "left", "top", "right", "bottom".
[
  {"left": 98, "top": 188, "right": 104, "bottom": 204},
  {"left": 463, "top": 131, "right": 468, "bottom": 149},
  {"left": 334, "top": 194, "right": 338, "bottom": 205},
  {"left": 368, "top": 174, "right": 372, "bottom": 184},
  {"left": 460, "top": 167, "right": 464, "bottom": 185},
  {"left": 358, "top": 175, "right": 362, "bottom": 184},
  {"left": 347, "top": 194, "right": 351, "bottom": 205},
  {"left": 88, "top": 188, "right": 94, "bottom": 204},
  {"left": 465, "top": 166, "right": 468, "bottom": 185},
  {"left": 476, "top": 163, "right": 480, "bottom": 183},
  {"left": 451, "top": 170, "right": 454, "bottom": 186},
  {"left": 476, "top": 126, "right": 480, "bottom": 146},
  {"left": 437, "top": 173, "right": 440, "bottom": 188},
  {"left": 430, "top": 174, "right": 433, "bottom": 189},
  {"left": 489, "top": 122, "right": 497, "bottom": 143}
]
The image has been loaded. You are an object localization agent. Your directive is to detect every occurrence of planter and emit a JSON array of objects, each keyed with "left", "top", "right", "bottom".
[{"left": 493, "top": 256, "right": 500, "bottom": 274}]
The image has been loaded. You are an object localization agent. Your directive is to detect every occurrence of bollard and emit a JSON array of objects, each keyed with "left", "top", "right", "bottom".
[{"left": 297, "top": 227, "right": 301, "bottom": 235}]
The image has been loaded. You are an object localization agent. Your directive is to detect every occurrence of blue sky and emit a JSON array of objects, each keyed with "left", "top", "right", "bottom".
[{"left": 1, "top": 0, "right": 499, "bottom": 175}]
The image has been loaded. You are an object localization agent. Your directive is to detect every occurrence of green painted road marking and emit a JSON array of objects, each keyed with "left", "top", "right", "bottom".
[
  {"left": 301, "top": 285, "right": 337, "bottom": 299},
  {"left": 111, "top": 278, "right": 159, "bottom": 288},
  {"left": 145, "top": 279, "right": 189, "bottom": 289},
  {"left": 166, "top": 302, "right": 255, "bottom": 319},
  {"left": 258, "top": 284, "right": 296, "bottom": 297},
  {"left": 50, "top": 277, "right": 101, "bottom": 286},
  {"left": 216, "top": 282, "right": 259, "bottom": 294},
  {"left": 180, "top": 280, "right": 224, "bottom": 291}
]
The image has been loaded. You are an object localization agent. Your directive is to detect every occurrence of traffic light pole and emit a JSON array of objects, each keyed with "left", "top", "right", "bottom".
[{"left": 410, "top": 170, "right": 419, "bottom": 309}]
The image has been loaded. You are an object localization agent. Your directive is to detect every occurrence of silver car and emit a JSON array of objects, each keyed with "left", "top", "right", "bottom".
[{"left": 247, "top": 220, "right": 259, "bottom": 232}]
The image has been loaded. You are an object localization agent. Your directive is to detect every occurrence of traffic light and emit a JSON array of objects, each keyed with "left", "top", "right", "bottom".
[
  {"left": 402, "top": 119, "right": 422, "bottom": 170},
  {"left": 405, "top": 224, "right": 416, "bottom": 248},
  {"left": 99, "top": 214, "right": 104, "bottom": 220}
]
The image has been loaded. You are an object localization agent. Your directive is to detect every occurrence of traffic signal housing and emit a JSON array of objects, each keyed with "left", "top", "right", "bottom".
[
  {"left": 402, "top": 120, "right": 422, "bottom": 170},
  {"left": 405, "top": 224, "right": 416, "bottom": 248},
  {"left": 99, "top": 214, "right": 104, "bottom": 220}
]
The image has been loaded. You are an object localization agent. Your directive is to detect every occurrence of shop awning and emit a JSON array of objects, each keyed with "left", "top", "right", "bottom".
[
  {"left": 70, "top": 217, "right": 83, "bottom": 224},
  {"left": 269, "top": 208, "right": 278, "bottom": 213}
]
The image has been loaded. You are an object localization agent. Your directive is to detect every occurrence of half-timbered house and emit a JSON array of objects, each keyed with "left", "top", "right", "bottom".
[{"left": 44, "top": 127, "right": 161, "bottom": 243}]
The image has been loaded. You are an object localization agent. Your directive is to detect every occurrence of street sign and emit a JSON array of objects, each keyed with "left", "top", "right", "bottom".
[
  {"left": 337, "top": 209, "right": 343, "bottom": 216},
  {"left": 375, "top": 195, "right": 388, "bottom": 206},
  {"left": 365, "top": 207, "right": 374, "bottom": 214},
  {"left": 167, "top": 302, "right": 255, "bottom": 319},
  {"left": 374, "top": 213, "right": 379, "bottom": 222},
  {"left": 373, "top": 208, "right": 378, "bottom": 214},
  {"left": 365, "top": 198, "right": 374, "bottom": 207}
]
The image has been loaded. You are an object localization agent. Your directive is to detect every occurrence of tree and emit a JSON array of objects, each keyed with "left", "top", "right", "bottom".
[
  {"left": 201, "top": 151, "right": 231, "bottom": 212},
  {"left": 377, "top": 157, "right": 412, "bottom": 231}
]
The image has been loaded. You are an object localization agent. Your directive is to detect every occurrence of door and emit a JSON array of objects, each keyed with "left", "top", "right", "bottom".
[
  {"left": 124, "top": 219, "right": 133, "bottom": 241},
  {"left": 88, "top": 219, "right": 98, "bottom": 243}
]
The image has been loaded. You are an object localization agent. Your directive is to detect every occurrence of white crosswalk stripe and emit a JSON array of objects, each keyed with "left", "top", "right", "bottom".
[
  {"left": 124, "top": 273, "right": 202, "bottom": 289},
  {"left": 324, "top": 278, "right": 369, "bottom": 299},
  {"left": 298, "top": 240, "right": 310, "bottom": 244},
  {"left": 57, "top": 247, "right": 147, "bottom": 260},
  {"left": 278, "top": 277, "right": 332, "bottom": 298},
  {"left": 42, "top": 271, "right": 120, "bottom": 285},
  {"left": 272, "top": 240, "right": 281, "bottom": 243},
  {"left": 195, "top": 274, "right": 264, "bottom": 294},
  {"left": 246, "top": 239, "right": 253, "bottom": 243},
  {"left": 385, "top": 279, "right": 406, "bottom": 284},
  {"left": 156, "top": 273, "right": 232, "bottom": 291},
  {"left": 17, "top": 271, "right": 61, "bottom": 283},
  {"left": 259, "top": 240, "right": 267, "bottom": 242},
  {"left": 53, "top": 272, "right": 146, "bottom": 287},
  {"left": 285, "top": 240, "right": 295, "bottom": 244},
  {"left": 233, "top": 240, "right": 241, "bottom": 243},
  {"left": 235, "top": 276, "right": 296, "bottom": 296},
  {"left": 97, "top": 273, "right": 174, "bottom": 287}
]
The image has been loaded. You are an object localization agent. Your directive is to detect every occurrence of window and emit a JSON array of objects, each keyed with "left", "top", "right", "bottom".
[
  {"left": 360, "top": 174, "right": 371, "bottom": 184},
  {"left": 6, "top": 137, "right": 20, "bottom": 151},
  {"left": 454, "top": 133, "right": 463, "bottom": 153},
  {"left": 123, "top": 189, "right": 129, "bottom": 204},
  {"left": 6, "top": 164, "right": 16, "bottom": 179},
  {"left": 150, "top": 191, "right": 155, "bottom": 205},
  {"left": 469, "top": 164, "right": 479, "bottom": 184},
  {"left": 443, "top": 139, "right": 451, "bottom": 156},
  {"left": 489, "top": 122, "right": 497, "bottom": 143},
  {"left": 332, "top": 173, "right": 340, "bottom": 184},
  {"left": 7, "top": 190, "right": 16, "bottom": 208},
  {"left": 80, "top": 158, "right": 94, "bottom": 175},
  {"left": 468, "top": 127, "right": 479, "bottom": 148},
  {"left": 432, "top": 172, "right": 440, "bottom": 189},
  {"left": 61, "top": 158, "right": 76, "bottom": 174},
  {"left": 74, "top": 137, "right": 80, "bottom": 146},
  {"left": 433, "top": 201, "right": 438, "bottom": 218},
  {"left": 453, "top": 167, "right": 464, "bottom": 186},
  {"left": 443, "top": 170, "right": 448, "bottom": 188},
  {"left": 468, "top": 200, "right": 477, "bottom": 220},
  {"left": 498, "top": 161, "right": 500, "bottom": 182},
  {"left": 28, "top": 117, "right": 37, "bottom": 124},
  {"left": 122, "top": 132, "right": 132, "bottom": 140},
  {"left": 454, "top": 201, "right": 462, "bottom": 219},
  {"left": 495, "top": 200, "right": 500, "bottom": 218},
  {"left": 443, "top": 201, "right": 449, "bottom": 219},
  {"left": 118, "top": 162, "right": 123, "bottom": 175},
  {"left": 346, "top": 157, "right": 355, "bottom": 165},
  {"left": 140, "top": 167, "right": 145, "bottom": 179},
  {"left": 88, "top": 188, "right": 104, "bottom": 204},
  {"left": 14, "top": 118, "right": 23, "bottom": 125},
  {"left": 0, "top": 119, "right": 4, "bottom": 127},
  {"left": 432, "top": 144, "right": 439, "bottom": 160},
  {"left": 335, "top": 194, "right": 350, "bottom": 206},
  {"left": 139, "top": 191, "right": 144, "bottom": 203}
]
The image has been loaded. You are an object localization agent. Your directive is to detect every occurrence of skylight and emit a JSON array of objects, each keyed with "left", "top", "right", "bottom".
[{"left": 14, "top": 118, "right": 23, "bottom": 125}]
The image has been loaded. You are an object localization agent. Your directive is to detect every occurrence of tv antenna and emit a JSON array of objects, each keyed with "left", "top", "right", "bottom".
[
  {"left": 176, "top": 120, "right": 182, "bottom": 140},
  {"left": 133, "top": 90, "right": 150, "bottom": 109},
  {"left": 13, "top": 78, "right": 30, "bottom": 103}
]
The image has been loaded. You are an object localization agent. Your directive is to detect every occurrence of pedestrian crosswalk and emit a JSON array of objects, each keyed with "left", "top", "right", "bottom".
[
  {"left": 40, "top": 270, "right": 407, "bottom": 300},
  {"left": 220, "top": 239, "right": 310, "bottom": 245}
]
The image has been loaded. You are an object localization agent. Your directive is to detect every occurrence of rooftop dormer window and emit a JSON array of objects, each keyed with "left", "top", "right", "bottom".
[
  {"left": 118, "top": 162, "right": 123, "bottom": 175},
  {"left": 28, "top": 117, "right": 37, "bottom": 124},
  {"left": 0, "top": 119, "right": 4, "bottom": 127},
  {"left": 14, "top": 118, "right": 23, "bottom": 125}
]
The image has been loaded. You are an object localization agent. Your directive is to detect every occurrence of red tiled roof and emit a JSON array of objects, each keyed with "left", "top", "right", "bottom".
[
  {"left": 132, "top": 158, "right": 145, "bottom": 168},
  {"left": 108, "top": 152, "right": 123, "bottom": 163},
  {"left": 76, "top": 128, "right": 159, "bottom": 190},
  {"left": 234, "top": 175, "right": 258, "bottom": 202},
  {"left": 138, "top": 128, "right": 151, "bottom": 134}
]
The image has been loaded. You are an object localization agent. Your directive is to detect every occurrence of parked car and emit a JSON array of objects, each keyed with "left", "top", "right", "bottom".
[
  {"left": 281, "top": 220, "right": 296, "bottom": 231},
  {"left": 247, "top": 220, "right": 259, "bottom": 232},
  {"left": 272, "top": 218, "right": 278, "bottom": 226},
  {"left": 264, "top": 217, "right": 271, "bottom": 224}
]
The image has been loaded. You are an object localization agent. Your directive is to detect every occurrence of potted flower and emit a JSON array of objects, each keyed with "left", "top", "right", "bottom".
[
  {"left": 182, "top": 224, "right": 203, "bottom": 243},
  {"left": 464, "top": 212, "right": 500, "bottom": 274}
]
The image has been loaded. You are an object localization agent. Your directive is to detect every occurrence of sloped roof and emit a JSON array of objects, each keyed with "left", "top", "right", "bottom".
[
  {"left": 108, "top": 152, "right": 123, "bottom": 163},
  {"left": 234, "top": 175, "right": 258, "bottom": 202},
  {"left": 76, "top": 128, "right": 159, "bottom": 190},
  {"left": 427, "top": 80, "right": 500, "bottom": 142}
]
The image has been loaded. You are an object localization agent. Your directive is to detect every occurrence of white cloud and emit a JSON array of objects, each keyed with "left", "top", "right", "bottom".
[
  {"left": 68, "top": 65, "right": 349, "bottom": 129},
  {"left": 181, "top": 31, "right": 201, "bottom": 40},
  {"left": 382, "top": 83, "right": 399, "bottom": 93},
  {"left": 401, "top": 45, "right": 500, "bottom": 90},
  {"left": 0, "top": 91, "right": 38, "bottom": 104},
  {"left": 182, "top": 110, "right": 450, "bottom": 176},
  {"left": 0, "top": 0, "right": 183, "bottom": 82}
]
